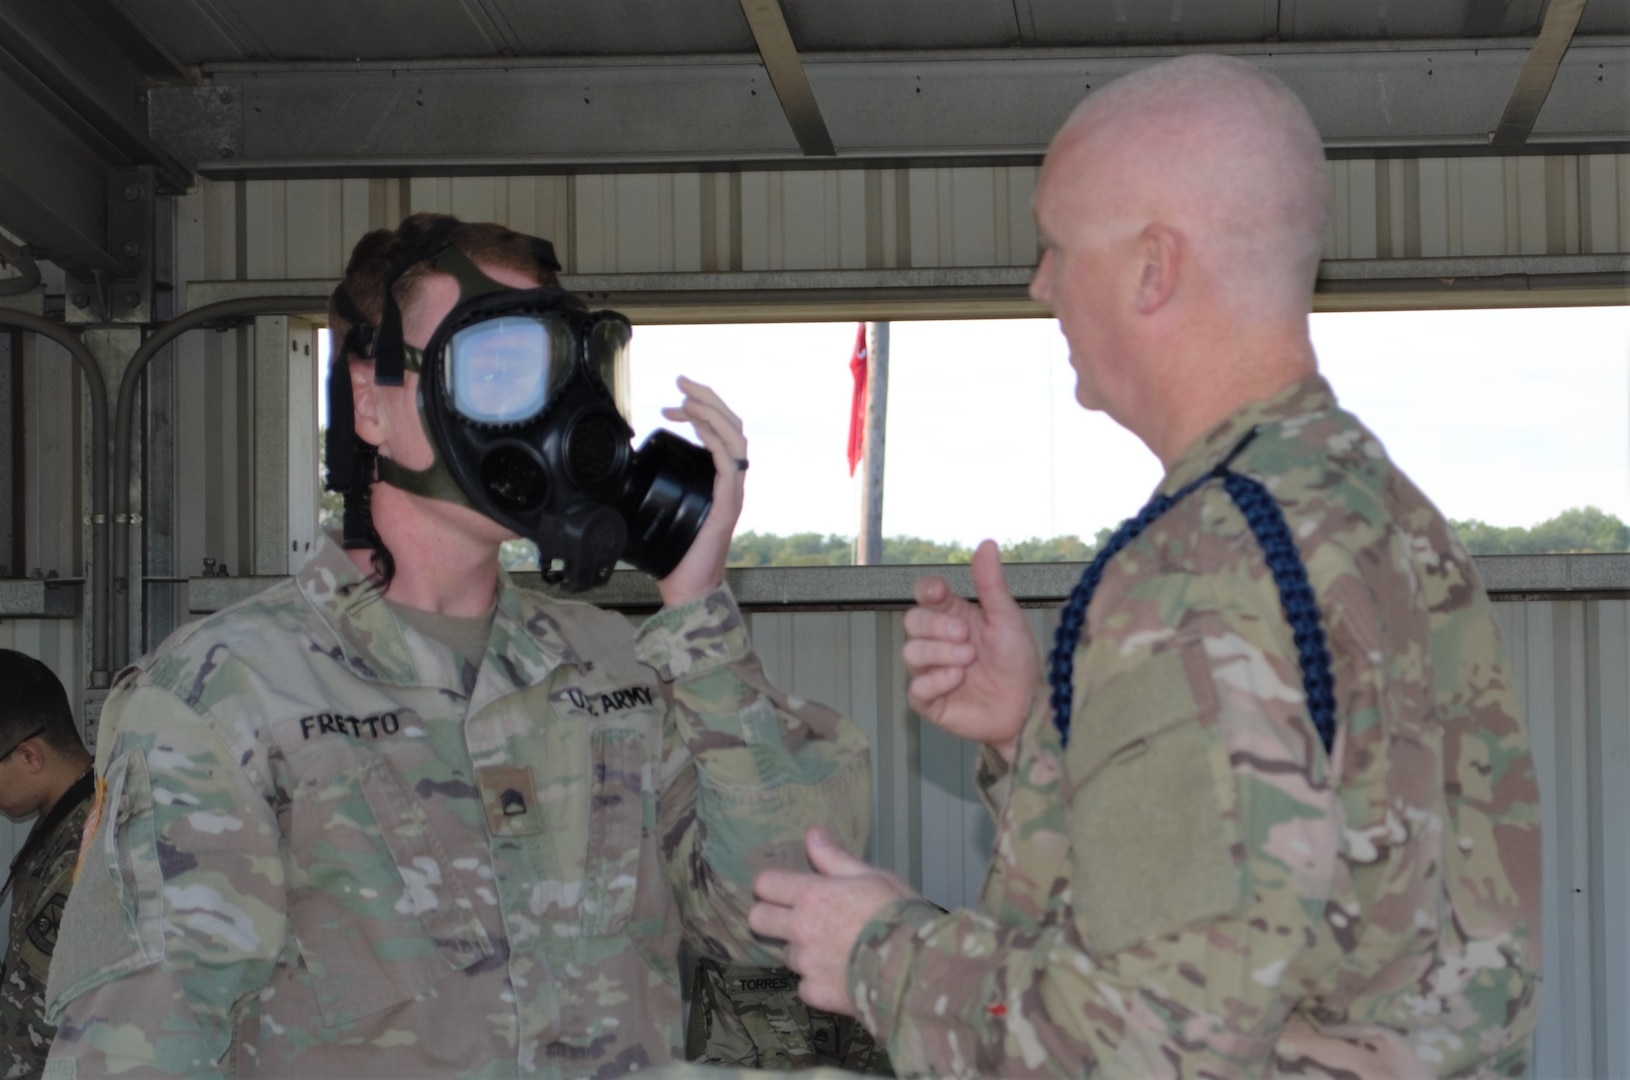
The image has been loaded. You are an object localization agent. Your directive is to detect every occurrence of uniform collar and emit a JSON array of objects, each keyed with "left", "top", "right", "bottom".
[
  {"left": 1156, "top": 373, "right": 1338, "bottom": 495},
  {"left": 296, "top": 532, "right": 576, "bottom": 693}
]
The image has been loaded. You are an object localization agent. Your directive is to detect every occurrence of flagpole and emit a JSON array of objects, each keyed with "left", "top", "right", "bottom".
[{"left": 856, "top": 321, "right": 888, "bottom": 565}]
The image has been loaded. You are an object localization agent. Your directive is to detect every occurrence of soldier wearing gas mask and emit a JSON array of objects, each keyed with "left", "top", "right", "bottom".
[{"left": 45, "top": 214, "right": 873, "bottom": 1078}]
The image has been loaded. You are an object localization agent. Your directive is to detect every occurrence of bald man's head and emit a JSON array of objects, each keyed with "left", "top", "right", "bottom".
[
  {"left": 1051, "top": 54, "right": 1330, "bottom": 319},
  {"left": 1029, "top": 55, "right": 1331, "bottom": 463}
]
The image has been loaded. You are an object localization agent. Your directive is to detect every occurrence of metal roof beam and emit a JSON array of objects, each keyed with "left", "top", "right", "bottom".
[
  {"left": 0, "top": 0, "right": 192, "bottom": 193},
  {"left": 181, "top": 254, "right": 1630, "bottom": 323},
  {"left": 737, "top": 0, "right": 835, "bottom": 156},
  {"left": 150, "top": 39, "right": 1629, "bottom": 177},
  {"left": 1492, "top": 0, "right": 1590, "bottom": 147},
  {"left": 0, "top": 68, "right": 123, "bottom": 275}
]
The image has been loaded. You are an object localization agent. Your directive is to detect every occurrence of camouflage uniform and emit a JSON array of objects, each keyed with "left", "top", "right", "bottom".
[
  {"left": 849, "top": 375, "right": 1543, "bottom": 1077},
  {"left": 687, "top": 955, "right": 893, "bottom": 1073},
  {"left": 1, "top": 775, "right": 93, "bottom": 1078},
  {"left": 42, "top": 533, "right": 871, "bottom": 1078}
]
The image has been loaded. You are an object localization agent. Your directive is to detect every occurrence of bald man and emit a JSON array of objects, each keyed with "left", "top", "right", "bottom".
[{"left": 751, "top": 55, "right": 1542, "bottom": 1076}]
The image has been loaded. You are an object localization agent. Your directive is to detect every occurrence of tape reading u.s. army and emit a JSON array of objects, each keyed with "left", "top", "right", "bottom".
[
  {"left": 298, "top": 711, "right": 402, "bottom": 740},
  {"left": 563, "top": 685, "right": 657, "bottom": 717}
]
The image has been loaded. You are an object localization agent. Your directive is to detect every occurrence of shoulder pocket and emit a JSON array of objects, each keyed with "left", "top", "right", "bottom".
[
  {"left": 44, "top": 751, "right": 165, "bottom": 1019},
  {"left": 288, "top": 740, "right": 493, "bottom": 1028},
  {"left": 1067, "top": 636, "right": 1245, "bottom": 956}
]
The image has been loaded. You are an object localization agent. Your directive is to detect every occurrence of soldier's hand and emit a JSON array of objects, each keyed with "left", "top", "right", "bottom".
[
  {"left": 903, "top": 540, "right": 1040, "bottom": 764},
  {"left": 749, "top": 828, "right": 916, "bottom": 1016},
  {"left": 657, "top": 376, "right": 746, "bottom": 609}
]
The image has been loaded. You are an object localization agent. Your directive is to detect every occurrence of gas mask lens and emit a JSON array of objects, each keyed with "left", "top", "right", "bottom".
[{"left": 446, "top": 316, "right": 558, "bottom": 425}]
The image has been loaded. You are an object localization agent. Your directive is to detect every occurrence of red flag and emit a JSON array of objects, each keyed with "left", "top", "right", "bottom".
[{"left": 847, "top": 323, "right": 868, "bottom": 476}]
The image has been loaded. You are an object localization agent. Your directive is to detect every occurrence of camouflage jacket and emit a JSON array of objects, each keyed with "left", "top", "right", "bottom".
[
  {"left": 43, "top": 534, "right": 871, "bottom": 1078},
  {"left": 850, "top": 375, "right": 1542, "bottom": 1077},
  {"left": 1, "top": 776, "right": 93, "bottom": 1079},
  {"left": 687, "top": 955, "right": 893, "bottom": 1074}
]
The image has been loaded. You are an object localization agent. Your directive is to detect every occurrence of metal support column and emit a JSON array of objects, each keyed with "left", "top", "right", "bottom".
[{"left": 856, "top": 320, "right": 888, "bottom": 565}]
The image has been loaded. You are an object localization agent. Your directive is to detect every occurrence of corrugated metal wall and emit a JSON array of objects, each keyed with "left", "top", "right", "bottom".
[
  {"left": 1, "top": 329, "right": 86, "bottom": 680},
  {"left": 1328, "top": 155, "right": 1630, "bottom": 259},
  {"left": 1494, "top": 600, "right": 1630, "bottom": 1080},
  {"left": 173, "top": 153, "right": 1628, "bottom": 288}
]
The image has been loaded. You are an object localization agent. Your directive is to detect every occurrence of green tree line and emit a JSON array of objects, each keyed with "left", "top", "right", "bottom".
[
  {"left": 724, "top": 530, "right": 1117, "bottom": 567},
  {"left": 1448, "top": 506, "right": 1629, "bottom": 556},
  {"left": 724, "top": 506, "right": 1630, "bottom": 567}
]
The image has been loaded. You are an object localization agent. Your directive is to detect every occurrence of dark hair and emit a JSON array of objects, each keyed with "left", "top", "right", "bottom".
[
  {"left": 0, "top": 649, "right": 82, "bottom": 755},
  {"left": 327, "top": 214, "right": 563, "bottom": 591}
]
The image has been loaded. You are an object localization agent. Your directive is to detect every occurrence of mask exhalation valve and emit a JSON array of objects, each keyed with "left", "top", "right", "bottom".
[{"left": 537, "top": 505, "right": 628, "bottom": 592}]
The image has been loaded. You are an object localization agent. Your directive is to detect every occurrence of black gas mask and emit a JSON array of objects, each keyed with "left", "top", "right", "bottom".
[{"left": 326, "top": 237, "right": 715, "bottom": 592}]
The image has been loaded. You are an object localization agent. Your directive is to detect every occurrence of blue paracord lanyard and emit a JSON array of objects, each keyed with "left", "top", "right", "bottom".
[{"left": 1047, "top": 431, "right": 1338, "bottom": 755}]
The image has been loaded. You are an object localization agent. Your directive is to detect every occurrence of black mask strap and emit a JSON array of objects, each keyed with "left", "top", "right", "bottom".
[
  {"left": 372, "top": 217, "right": 463, "bottom": 386},
  {"left": 325, "top": 280, "right": 386, "bottom": 549},
  {"left": 330, "top": 282, "right": 375, "bottom": 360},
  {"left": 322, "top": 327, "right": 381, "bottom": 549},
  {"left": 530, "top": 236, "right": 562, "bottom": 273}
]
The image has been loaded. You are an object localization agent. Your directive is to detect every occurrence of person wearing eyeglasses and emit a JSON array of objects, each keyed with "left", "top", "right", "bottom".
[{"left": 0, "top": 650, "right": 93, "bottom": 1079}]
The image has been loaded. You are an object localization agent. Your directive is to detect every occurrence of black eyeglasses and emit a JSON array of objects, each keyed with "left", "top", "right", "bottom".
[{"left": 0, "top": 727, "right": 45, "bottom": 762}]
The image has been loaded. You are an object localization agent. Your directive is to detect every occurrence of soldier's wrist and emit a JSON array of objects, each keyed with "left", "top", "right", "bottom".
[{"left": 846, "top": 896, "right": 943, "bottom": 1040}]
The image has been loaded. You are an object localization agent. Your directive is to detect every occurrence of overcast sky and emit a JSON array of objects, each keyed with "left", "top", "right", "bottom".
[{"left": 627, "top": 306, "right": 1630, "bottom": 546}]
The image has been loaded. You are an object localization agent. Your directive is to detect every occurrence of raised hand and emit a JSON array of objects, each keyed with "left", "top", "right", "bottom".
[
  {"left": 902, "top": 540, "right": 1041, "bottom": 763},
  {"left": 655, "top": 376, "right": 746, "bottom": 609}
]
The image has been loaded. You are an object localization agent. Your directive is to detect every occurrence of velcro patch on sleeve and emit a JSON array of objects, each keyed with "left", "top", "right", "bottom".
[{"left": 1067, "top": 637, "right": 1245, "bottom": 956}]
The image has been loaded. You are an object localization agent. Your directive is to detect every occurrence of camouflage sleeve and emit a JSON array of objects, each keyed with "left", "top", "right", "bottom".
[
  {"left": 847, "top": 570, "right": 1339, "bottom": 1077},
  {"left": 44, "top": 685, "right": 284, "bottom": 1078},
  {"left": 0, "top": 836, "right": 81, "bottom": 1076},
  {"left": 637, "top": 586, "right": 872, "bottom": 967},
  {"left": 972, "top": 687, "right": 1050, "bottom": 821}
]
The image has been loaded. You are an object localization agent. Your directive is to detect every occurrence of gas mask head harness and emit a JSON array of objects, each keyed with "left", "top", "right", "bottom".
[{"left": 325, "top": 224, "right": 714, "bottom": 592}]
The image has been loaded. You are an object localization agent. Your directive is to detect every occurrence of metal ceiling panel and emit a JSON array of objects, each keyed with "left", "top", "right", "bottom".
[
  {"left": 114, "top": 0, "right": 759, "bottom": 63},
  {"left": 1283, "top": 0, "right": 1548, "bottom": 41},
  {"left": 487, "top": 0, "right": 754, "bottom": 56},
  {"left": 1578, "top": 0, "right": 1630, "bottom": 34},
  {"left": 780, "top": 0, "right": 1022, "bottom": 51},
  {"left": 149, "top": 40, "right": 1628, "bottom": 177},
  {"left": 119, "top": 0, "right": 506, "bottom": 61},
  {"left": 113, "top": 0, "right": 275, "bottom": 63},
  {"left": 207, "top": 60, "right": 802, "bottom": 171},
  {"left": 1537, "top": 45, "right": 1630, "bottom": 141},
  {"left": 1020, "top": 0, "right": 1275, "bottom": 47},
  {"left": 113, "top": 0, "right": 1620, "bottom": 66},
  {"left": 802, "top": 42, "right": 1625, "bottom": 154}
]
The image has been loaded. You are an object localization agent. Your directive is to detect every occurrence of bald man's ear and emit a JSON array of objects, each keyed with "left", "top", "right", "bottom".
[{"left": 1132, "top": 224, "right": 1181, "bottom": 315}]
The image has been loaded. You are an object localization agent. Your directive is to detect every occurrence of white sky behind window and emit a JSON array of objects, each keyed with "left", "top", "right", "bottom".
[{"left": 627, "top": 306, "right": 1630, "bottom": 546}]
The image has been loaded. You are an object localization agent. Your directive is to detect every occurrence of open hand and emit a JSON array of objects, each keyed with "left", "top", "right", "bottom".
[
  {"left": 903, "top": 540, "right": 1041, "bottom": 763},
  {"left": 749, "top": 828, "right": 917, "bottom": 1015}
]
